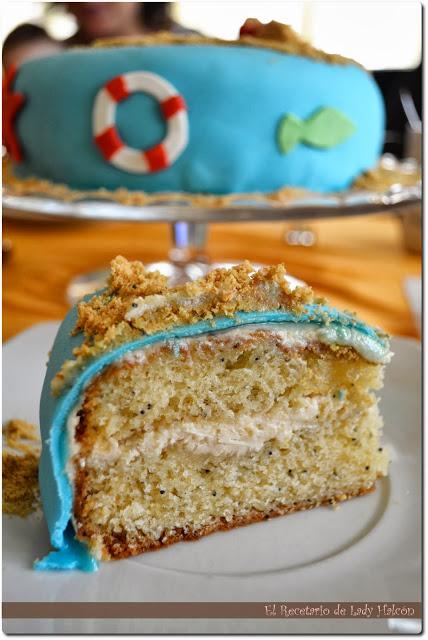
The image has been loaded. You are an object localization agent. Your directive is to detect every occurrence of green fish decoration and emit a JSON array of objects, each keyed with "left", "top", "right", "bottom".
[{"left": 277, "top": 107, "right": 356, "bottom": 154}]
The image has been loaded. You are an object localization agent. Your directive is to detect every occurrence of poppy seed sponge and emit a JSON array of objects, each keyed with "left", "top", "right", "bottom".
[
  {"left": 7, "top": 27, "right": 384, "bottom": 197},
  {"left": 36, "top": 258, "right": 391, "bottom": 570}
]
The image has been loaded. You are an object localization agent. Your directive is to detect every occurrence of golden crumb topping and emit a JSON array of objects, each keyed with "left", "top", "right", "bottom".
[
  {"left": 3, "top": 419, "right": 39, "bottom": 448},
  {"left": 353, "top": 164, "right": 422, "bottom": 191},
  {"left": 75, "top": 257, "right": 313, "bottom": 339},
  {"left": 3, "top": 156, "right": 307, "bottom": 206},
  {"left": 74, "top": 256, "right": 169, "bottom": 338},
  {"left": 92, "top": 22, "right": 356, "bottom": 66},
  {"left": 4, "top": 155, "right": 420, "bottom": 207},
  {"left": 2, "top": 420, "right": 40, "bottom": 517},
  {"left": 51, "top": 257, "right": 314, "bottom": 394}
]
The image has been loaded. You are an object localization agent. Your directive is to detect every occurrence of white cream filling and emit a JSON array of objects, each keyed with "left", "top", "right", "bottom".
[
  {"left": 129, "top": 396, "right": 323, "bottom": 459},
  {"left": 124, "top": 278, "right": 304, "bottom": 323},
  {"left": 122, "top": 322, "right": 391, "bottom": 365},
  {"left": 125, "top": 292, "right": 207, "bottom": 321},
  {"left": 66, "top": 403, "right": 85, "bottom": 534},
  {"left": 69, "top": 324, "right": 386, "bottom": 465},
  {"left": 66, "top": 405, "right": 81, "bottom": 482},
  {"left": 81, "top": 397, "right": 328, "bottom": 465}
]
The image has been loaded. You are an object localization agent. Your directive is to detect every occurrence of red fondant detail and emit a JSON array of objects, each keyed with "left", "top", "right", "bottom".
[
  {"left": 239, "top": 18, "right": 262, "bottom": 37},
  {"left": 145, "top": 143, "right": 168, "bottom": 171},
  {"left": 94, "top": 126, "right": 123, "bottom": 160},
  {"left": 105, "top": 76, "right": 129, "bottom": 103},
  {"left": 161, "top": 95, "right": 186, "bottom": 119},
  {"left": 2, "top": 64, "right": 26, "bottom": 163}
]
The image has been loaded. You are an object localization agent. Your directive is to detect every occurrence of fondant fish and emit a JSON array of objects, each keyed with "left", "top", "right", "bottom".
[{"left": 277, "top": 107, "right": 356, "bottom": 154}]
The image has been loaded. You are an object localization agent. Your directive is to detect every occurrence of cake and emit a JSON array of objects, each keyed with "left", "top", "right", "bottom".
[
  {"left": 35, "top": 258, "right": 390, "bottom": 571},
  {"left": 4, "top": 22, "right": 385, "bottom": 204}
]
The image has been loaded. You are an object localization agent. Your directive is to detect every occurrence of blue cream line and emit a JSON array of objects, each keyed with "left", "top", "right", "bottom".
[{"left": 35, "top": 307, "right": 389, "bottom": 572}]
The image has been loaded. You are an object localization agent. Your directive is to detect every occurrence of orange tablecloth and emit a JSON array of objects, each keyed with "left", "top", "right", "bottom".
[{"left": 3, "top": 213, "right": 420, "bottom": 342}]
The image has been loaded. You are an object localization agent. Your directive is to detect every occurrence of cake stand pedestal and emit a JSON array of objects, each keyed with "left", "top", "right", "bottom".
[
  {"left": 66, "top": 221, "right": 214, "bottom": 302},
  {"left": 3, "top": 156, "right": 421, "bottom": 304},
  {"left": 65, "top": 222, "right": 274, "bottom": 303}
]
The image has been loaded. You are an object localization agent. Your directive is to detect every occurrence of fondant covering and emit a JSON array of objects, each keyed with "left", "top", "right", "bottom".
[
  {"left": 36, "top": 299, "right": 390, "bottom": 571},
  {"left": 12, "top": 43, "right": 385, "bottom": 194}
]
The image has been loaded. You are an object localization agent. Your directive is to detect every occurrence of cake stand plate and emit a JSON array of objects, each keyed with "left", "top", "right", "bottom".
[
  {"left": 3, "top": 154, "right": 421, "bottom": 299},
  {"left": 4, "top": 159, "right": 422, "bottom": 300},
  {"left": 2, "top": 324, "right": 421, "bottom": 634},
  {"left": 2, "top": 181, "right": 421, "bottom": 223}
]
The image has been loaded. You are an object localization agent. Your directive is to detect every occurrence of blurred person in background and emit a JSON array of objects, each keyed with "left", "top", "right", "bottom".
[
  {"left": 3, "top": 2, "right": 197, "bottom": 70},
  {"left": 2, "top": 23, "right": 63, "bottom": 70},
  {"left": 66, "top": 2, "right": 197, "bottom": 44}
]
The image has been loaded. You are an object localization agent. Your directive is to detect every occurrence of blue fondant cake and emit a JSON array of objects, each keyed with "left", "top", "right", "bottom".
[
  {"left": 5, "top": 27, "right": 385, "bottom": 197},
  {"left": 35, "top": 258, "right": 390, "bottom": 571}
]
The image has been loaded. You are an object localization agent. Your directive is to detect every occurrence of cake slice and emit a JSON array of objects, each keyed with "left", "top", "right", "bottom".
[{"left": 36, "top": 257, "right": 390, "bottom": 571}]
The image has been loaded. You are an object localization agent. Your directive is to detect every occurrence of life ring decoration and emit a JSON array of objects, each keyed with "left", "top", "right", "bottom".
[{"left": 93, "top": 71, "right": 188, "bottom": 174}]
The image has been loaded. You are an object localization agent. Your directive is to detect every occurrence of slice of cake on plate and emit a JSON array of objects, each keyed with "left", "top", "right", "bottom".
[{"left": 35, "top": 258, "right": 390, "bottom": 571}]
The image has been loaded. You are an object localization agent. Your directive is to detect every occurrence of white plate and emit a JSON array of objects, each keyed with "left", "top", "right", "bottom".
[{"left": 2, "top": 324, "right": 421, "bottom": 634}]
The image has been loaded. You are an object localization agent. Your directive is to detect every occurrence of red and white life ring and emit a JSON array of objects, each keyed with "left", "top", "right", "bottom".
[{"left": 92, "top": 71, "right": 188, "bottom": 173}]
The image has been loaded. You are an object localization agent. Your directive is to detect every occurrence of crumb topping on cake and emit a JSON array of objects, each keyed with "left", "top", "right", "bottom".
[
  {"left": 74, "top": 257, "right": 314, "bottom": 338},
  {"left": 5, "top": 154, "right": 420, "bottom": 208},
  {"left": 2, "top": 420, "right": 41, "bottom": 517},
  {"left": 353, "top": 164, "right": 422, "bottom": 191},
  {"left": 51, "top": 258, "right": 315, "bottom": 394},
  {"left": 4, "top": 158, "right": 311, "bottom": 206},
  {"left": 92, "top": 22, "right": 357, "bottom": 66},
  {"left": 3, "top": 419, "right": 40, "bottom": 448}
]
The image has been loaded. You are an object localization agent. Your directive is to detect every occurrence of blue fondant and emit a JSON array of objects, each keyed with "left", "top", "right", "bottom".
[
  {"left": 117, "top": 91, "right": 166, "bottom": 150},
  {"left": 37, "top": 302, "right": 388, "bottom": 571},
  {"left": 14, "top": 44, "right": 384, "bottom": 194},
  {"left": 34, "top": 523, "right": 98, "bottom": 571}
]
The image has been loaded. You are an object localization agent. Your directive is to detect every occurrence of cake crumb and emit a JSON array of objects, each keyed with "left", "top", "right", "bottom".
[
  {"left": 52, "top": 258, "right": 317, "bottom": 394},
  {"left": 354, "top": 165, "right": 421, "bottom": 191},
  {"left": 3, "top": 419, "right": 39, "bottom": 448},
  {"left": 3, "top": 420, "right": 41, "bottom": 517},
  {"left": 92, "top": 24, "right": 357, "bottom": 66}
]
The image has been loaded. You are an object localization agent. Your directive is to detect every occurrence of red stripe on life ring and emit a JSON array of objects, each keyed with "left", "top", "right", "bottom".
[
  {"left": 105, "top": 76, "right": 129, "bottom": 103},
  {"left": 161, "top": 95, "right": 186, "bottom": 120},
  {"left": 94, "top": 126, "right": 123, "bottom": 160},
  {"left": 145, "top": 143, "right": 169, "bottom": 171}
]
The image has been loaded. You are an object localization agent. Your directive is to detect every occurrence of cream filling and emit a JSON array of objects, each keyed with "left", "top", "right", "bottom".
[
  {"left": 124, "top": 280, "right": 299, "bottom": 322},
  {"left": 69, "top": 324, "right": 383, "bottom": 466},
  {"left": 128, "top": 396, "right": 323, "bottom": 459},
  {"left": 121, "top": 322, "right": 391, "bottom": 365},
  {"left": 66, "top": 404, "right": 83, "bottom": 483},
  {"left": 82, "top": 397, "right": 327, "bottom": 465},
  {"left": 66, "top": 403, "right": 86, "bottom": 534},
  {"left": 118, "top": 322, "right": 344, "bottom": 375},
  {"left": 125, "top": 291, "right": 208, "bottom": 320}
]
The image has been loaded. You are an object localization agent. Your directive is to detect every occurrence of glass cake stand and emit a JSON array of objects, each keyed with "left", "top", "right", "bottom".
[{"left": 3, "top": 155, "right": 421, "bottom": 304}]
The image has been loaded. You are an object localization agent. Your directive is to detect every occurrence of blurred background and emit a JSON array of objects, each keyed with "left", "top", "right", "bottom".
[
  {"left": 2, "top": 1, "right": 422, "bottom": 343},
  {"left": 2, "top": 1, "right": 422, "bottom": 157}
]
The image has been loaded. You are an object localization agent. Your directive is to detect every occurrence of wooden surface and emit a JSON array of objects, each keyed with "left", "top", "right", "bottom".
[{"left": 3, "top": 213, "right": 421, "bottom": 342}]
